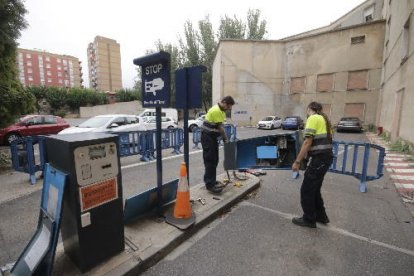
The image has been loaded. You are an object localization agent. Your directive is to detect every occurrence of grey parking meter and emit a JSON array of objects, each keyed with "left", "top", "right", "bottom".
[{"left": 45, "top": 133, "right": 124, "bottom": 272}]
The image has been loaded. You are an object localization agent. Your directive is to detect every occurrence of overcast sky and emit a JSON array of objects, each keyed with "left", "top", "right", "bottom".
[{"left": 18, "top": 0, "right": 366, "bottom": 89}]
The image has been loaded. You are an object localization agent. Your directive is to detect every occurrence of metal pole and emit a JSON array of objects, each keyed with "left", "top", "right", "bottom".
[
  {"left": 156, "top": 107, "right": 163, "bottom": 215},
  {"left": 183, "top": 68, "right": 190, "bottom": 181}
]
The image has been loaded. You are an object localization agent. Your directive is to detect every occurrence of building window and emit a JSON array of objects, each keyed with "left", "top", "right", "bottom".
[
  {"left": 290, "top": 77, "right": 306, "bottom": 93},
  {"left": 401, "top": 16, "right": 411, "bottom": 64},
  {"left": 58, "top": 72, "right": 62, "bottom": 77},
  {"left": 27, "top": 61, "right": 32, "bottom": 66},
  {"left": 28, "top": 76, "right": 33, "bottom": 81},
  {"left": 57, "top": 58, "right": 61, "bottom": 63},
  {"left": 45, "top": 56, "right": 50, "bottom": 62},
  {"left": 47, "top": 78, "right": 52, "bottom": 83},
  {"left": 58, "top": 79, "right": 63, "bottom": 84},
  {"left": 26, "top": 53, "right": 31, "bottom": 58},
  {"left": 347, "top": 70, "right": 368, "bottom": 90},
  {"left": 317, "top": 74, "right": 334, "bottom": 92},
  {"left": 47, "top": 71, "right": 51, "bottom": 76},
  {"left": 351, "top": 35, "right": 365, "bottom": 44},
  {"left": 63, "top": 60, "right": 67, "bottom": 65},
  {"left": 57, "top": 65, "right": 62, "bottom": 70},
  {"left": 27, "top": 68, "right": 33, "bottom": 74},
  {"left": 344, "top": 103, "right": 365, "bottom": 120},
  {"left": 46, "top": 63, "right": 51, "bottom": 69},
  {"left": 363, "top": 5, "right": 374, "bottom": 22}
]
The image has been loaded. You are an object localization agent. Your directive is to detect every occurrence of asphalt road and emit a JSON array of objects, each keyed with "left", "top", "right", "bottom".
[{"left": 1, "top": 128, "right": 413, "bottom": 275}]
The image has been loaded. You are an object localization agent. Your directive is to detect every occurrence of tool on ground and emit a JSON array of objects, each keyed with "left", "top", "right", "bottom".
[{"left": 197, "top": 198, "right": 206, "bottom": 205}]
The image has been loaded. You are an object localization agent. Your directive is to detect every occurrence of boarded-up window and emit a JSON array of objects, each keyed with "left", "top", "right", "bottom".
[
  {"left": 321, "top": 104, "right": 332, "bottom": 118},
  {"left": 317, "top": 74, "right": 334, "bottom": 92},
  {"left": 347, "top": 70, "right": 368, "bottom": 90},
  {"left": 351, "top": 35, "right": 365, "bottom": 44},
  {"left": 290, "top": 77, "right": 305, "bottom": 93},
  {"left": 344, "top": 103, "right": 365, "bottom": 120}
]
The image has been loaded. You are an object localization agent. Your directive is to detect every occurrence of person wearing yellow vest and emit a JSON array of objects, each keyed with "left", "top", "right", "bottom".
[
  {"left": 201, "top": 96, "right": 235, "bottom": 194},
  {"left": 292, "top": 102, "right": 333, "bottom": 228}
]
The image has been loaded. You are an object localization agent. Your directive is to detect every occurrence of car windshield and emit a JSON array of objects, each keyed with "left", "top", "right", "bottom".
[
  {"left": 78, "top": 117, "right": 112, "bottom": 128},
  {"left": 262, "top": 117, "right": 274, "bottom": 121},
  {"left": 285, "top": 117, "right": 297, "bottom": 122}
]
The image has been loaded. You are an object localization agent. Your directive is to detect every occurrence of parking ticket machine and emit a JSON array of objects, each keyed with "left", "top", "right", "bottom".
[{"left": 45, "top": 133, "right": 124, "bottom": 272}]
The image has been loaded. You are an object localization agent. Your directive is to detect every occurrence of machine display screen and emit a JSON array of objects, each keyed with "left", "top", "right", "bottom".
[{"left": 89, "top": 145, "right": 106, "bottom": 159}]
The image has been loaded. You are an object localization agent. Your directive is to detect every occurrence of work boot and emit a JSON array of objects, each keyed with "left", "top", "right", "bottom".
[
  {"left": 206, "top": 185, "right": 223, "bottom": 194},
  {"left": 215, "top": 181, "right": 225, "bottom": 188},
  {"left": 292, "top": 217, "right": 316, "bottom": 228},
  {"left": 316, "top": 215, "right": 330, "bottom": 224}
]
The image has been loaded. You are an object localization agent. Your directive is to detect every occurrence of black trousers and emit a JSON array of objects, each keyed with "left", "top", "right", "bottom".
[
  {"left": 201, "top": 130, "right": 220, "bottom": 188},
  {"left": 301, "top": 154, "right": 333, "bottom": 222}
]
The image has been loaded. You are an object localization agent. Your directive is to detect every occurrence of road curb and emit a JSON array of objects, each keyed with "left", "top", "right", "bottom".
[{"left": 52, "top": 173, "right": 261, "bottom": 275}]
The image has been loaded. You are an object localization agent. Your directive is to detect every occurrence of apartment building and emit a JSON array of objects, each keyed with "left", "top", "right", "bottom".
[
  {"left": 17, "top": 48, "right": 83, "bottom": 88},
  {"left": 87, "top": 36, "right": 122, "bottom": 92}
]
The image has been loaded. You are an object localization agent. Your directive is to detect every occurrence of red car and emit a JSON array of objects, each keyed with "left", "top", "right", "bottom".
[{"left": 0, "top": 115, "right": 70, "bottom": 145}]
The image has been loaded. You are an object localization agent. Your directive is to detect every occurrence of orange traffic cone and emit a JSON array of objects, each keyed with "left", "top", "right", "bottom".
[
  {"left": 165, "top": 162, "right": 195, "bottom": 229},
  {"left": 173, "top": 163, "right": 192, "bottom": 218}
]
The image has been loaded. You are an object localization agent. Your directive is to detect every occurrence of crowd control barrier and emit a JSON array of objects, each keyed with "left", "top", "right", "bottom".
[
  {"left": 10, "top": 136, "right": 47, "bottom": 185},
  {"left": 224, "top": 132, "right": 385, "bottom": 193},
  {"left": 192, "top": 124, "right": 237, "bottom": 149}
]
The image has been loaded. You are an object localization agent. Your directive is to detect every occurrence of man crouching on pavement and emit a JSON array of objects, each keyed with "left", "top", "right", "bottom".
[{"left": 201, "top": 96, "right": 235, "bottom": 194}]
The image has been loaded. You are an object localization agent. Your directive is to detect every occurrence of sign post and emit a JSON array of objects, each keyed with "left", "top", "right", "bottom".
[
  {"left": 133, "top": 51, "right": 171, "bottom": 215},
  {"left": 176, "top": 66, "right": 206, "bottom": 179}
]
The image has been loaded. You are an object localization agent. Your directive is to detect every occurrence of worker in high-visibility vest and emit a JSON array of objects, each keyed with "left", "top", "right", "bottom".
[
  {"left": 201, "top": 96, "right": 235, "bottom": 194},
  {"left": 292, "top": 101, "right": 333, "bottom": 228}
]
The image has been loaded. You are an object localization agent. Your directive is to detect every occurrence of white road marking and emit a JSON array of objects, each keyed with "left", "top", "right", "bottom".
[
  {"left": 385, "top": 162, "right": 414, "bottom": 167},
  {"left": 386, "top": 168, "right": 414, "bottom": 173},
  {"left": 390, "top": 175, "right": 414, "bottom": 181},
  {"left": 241, "top": 201, "right": 414, "bottom": 257},
  {"left": 394, "top": 183, "right": 414, "bottom": 189}
]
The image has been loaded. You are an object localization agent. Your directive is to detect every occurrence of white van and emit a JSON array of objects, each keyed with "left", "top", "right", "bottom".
[{"left": 138, "top": 108, "right": 178, "bottom": 123}]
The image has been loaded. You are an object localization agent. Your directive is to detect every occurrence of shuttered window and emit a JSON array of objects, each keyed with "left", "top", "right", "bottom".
[
  {"left": 344, "top": 103, "right": 365, "bottom": 120},
  {"left": 290, "top": 77, "right": 305, "bottom": 93},
  {"left": 317, "top": 74, "right": 334, "bottom": 92},
  {"left": 347, "top": 70, "right": 368, "bottom": 90}
]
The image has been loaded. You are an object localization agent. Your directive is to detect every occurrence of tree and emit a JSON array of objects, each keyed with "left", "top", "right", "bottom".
[
  {"left": 217, "top": 15, "right": 246, "bottom": 40},
  {"left": 26, "top": 85, "right": 48, "bottom": 113},
  {"left": 0, "top": 0, "right": 35, "bottom": 128},
  {"left": 246, "top": 9, "right": 267, "bottom": 40}
]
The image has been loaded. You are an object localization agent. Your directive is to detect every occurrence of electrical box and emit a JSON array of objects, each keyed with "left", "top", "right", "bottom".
[
  {"left": 45, "top": 133, "right": 124, "bottom": 272},
  {"left": 224, "top": 131, "right": 302, "bottom": 170}
]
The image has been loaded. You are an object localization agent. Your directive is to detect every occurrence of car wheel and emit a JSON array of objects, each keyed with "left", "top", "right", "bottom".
[
  {"left": 6, "top": 133, "right": 21, "bottom": 145},
  {"left": 167, "top": 126, "right": 174, "bottom": 130},
  {"left": 189, "top": 125, "right": 197, "bottom": 132}
]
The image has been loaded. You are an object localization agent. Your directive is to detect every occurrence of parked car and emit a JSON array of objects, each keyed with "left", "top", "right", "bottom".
[
  {"left": 0, "top": 114, "right": 70, "bottom": 145},
  {"left": 188, "top": 115, "right": 206, "bottom": 132},
  {"left": 281, "top": 116, "right": 304, "bottom": 130},
  {"left": 58, "top": 114, "right": 146, "bottom": 134},
  {"left": 336, "top": 117, "right": 363, "bottom": 133},
  {"left": 257, "top": 116, "right": 282, "bottom": 129},
  {"left": 144, "top": 116, "right": 178, "bottom": 130}
]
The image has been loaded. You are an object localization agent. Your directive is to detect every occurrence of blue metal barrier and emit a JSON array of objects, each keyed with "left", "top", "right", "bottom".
[
  {"left": 193, "top": 124, "right": 238, "bottom": 149},
  {"left": 10, "top": 136, "right": 46, "bottom": 185},
  {"left": 329, "top": 141, "right": 385, "bottom": 192}
]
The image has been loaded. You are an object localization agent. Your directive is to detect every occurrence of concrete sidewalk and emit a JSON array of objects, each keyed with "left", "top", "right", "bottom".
[{"left": 48, "top": 173, "right": 260, "bottom": 275}]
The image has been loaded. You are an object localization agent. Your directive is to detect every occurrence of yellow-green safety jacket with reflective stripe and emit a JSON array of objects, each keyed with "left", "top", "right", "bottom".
[
  {"left": 202, "top": 104, "right": 226, "bottom": 132},
  {"left": 304, "top": 114, "right": 333, "bottom": 156}
]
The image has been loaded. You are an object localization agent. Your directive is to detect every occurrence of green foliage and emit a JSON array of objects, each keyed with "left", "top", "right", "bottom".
[
  {"left": 116, "top": 88, "right": 141, "bottom": 102},
  {"left": 217, "top": 15, "right": 246, "bottom": 39},
  {"left": 25, "top": 85, "right": 48, "bottom": 112},
  {"left": 45, "top": 87, "right": 67, "bottom": 112},
  {"left": 0, "top": 151, "right": 10, "bottom": 167},
  {"left": 0, "top": 0, "right": 35, "bottom": 127},
  {"left": 367, "top": 123, "right": 376, "bottom": 132},
  {"left": 246, "top": 9, "right": 267, "bottom": 40},
  {"left": 389, "top": 140, "right": 411, "bottom": 153}
]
